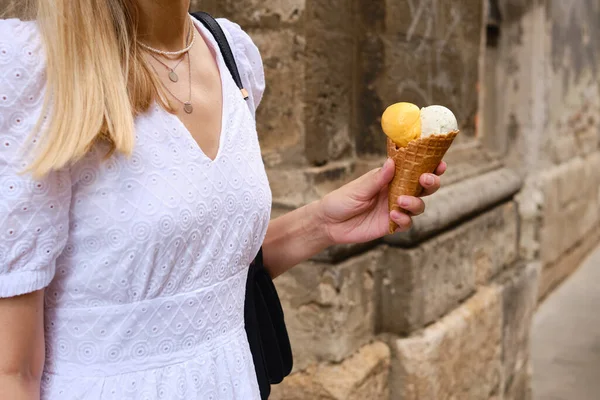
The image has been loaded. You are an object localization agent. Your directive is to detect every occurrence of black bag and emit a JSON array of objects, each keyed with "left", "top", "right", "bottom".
[{"left": 191, "top": 11, "right": 293, "bottom": 400}]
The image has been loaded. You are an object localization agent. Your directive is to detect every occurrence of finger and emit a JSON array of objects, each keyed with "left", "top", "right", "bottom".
[
  {"left": 349, "top": 158, "right": 395, "bottom": 201},
  {"left": 390, "top": 211, "right": 412, "bottom": 231},
  {"left": 379, "top": 158, "right": 395, "bottom": 185},
  {"left": 434, "top": 161, "right": 447, "bottom": 176},
  {"left": 398, "top": 196, "right": 425, "bottom": 216},
  {"left": 419, "top": 173, "right": 441, "bottom": 197}
]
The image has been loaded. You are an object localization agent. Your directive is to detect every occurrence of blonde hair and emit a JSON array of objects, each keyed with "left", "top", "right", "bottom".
[{"left": 5, "top": 0, "right": 172, "bottom": 177}]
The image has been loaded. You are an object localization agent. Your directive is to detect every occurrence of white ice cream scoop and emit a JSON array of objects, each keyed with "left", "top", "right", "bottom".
[{"left": 420, "top": 105, "right": 458, "bottom": 137}]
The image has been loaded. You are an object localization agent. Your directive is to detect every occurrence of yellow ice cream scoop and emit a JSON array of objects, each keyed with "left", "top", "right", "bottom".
[{"left": 381, "top": 102, "right": 422, "bottom": 147}]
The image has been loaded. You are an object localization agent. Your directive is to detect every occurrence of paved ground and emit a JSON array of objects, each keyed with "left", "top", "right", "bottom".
[{"left": 531, "top": 245, "right": 600, "bottom": 400}]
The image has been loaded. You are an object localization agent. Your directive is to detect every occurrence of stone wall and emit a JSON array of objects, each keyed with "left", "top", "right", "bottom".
[
  {"left": 200, "top": 0, "right": 600, "bottom": 398},
  {"left": 485, "top": 0, "right": 600, "bottom": 300},
  {"left": 195, "top": 0, "right": 600, "bottom": 399}
]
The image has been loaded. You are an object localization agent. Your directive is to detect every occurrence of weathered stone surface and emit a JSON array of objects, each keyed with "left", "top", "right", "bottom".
[
  {"left": 353, "top": 0, "right": 388, "bottom": 157},
  {"left": 389, "top": 287, "right": 503, "bottom": 400},
  {"left": 304, "top": 0, "right": 355, "bottom": 165},
  {"left": 268, "top": 159, "right": 356, "bottom": 208},
  {"left": 356, "top": 0, "right": 484, "bottom": 155},
  {"left": 539, "top": 154, "right": 600, "bottom": 266},
  {"left": 197, "top": 0, "right": 306, "bottom": 27},
  {"left": 547, "top": 88, "right": 600, "bottom": 163},
  {"left": 310, "top": 240, "right": 381, "bottom": 264},
  {"left": 270, "top": 341, "right": 391, "bottom": 400},
  {"left": 378, "top": 202, "right": 518, "bottom": 335},
  {"left": 385, "top": 0, "right": 483, "bottom": 48},
  {"left": 495, "top": 262, "right": 540, "bottom": 396},
  {"left": 539, "top": 225, "right": 600, "bottom": 300},
  {"left": 375, "top": 4, "right": 481, "bottom": 138},
  {"left": 386, "top": 167, "right": 522, "bottom": 246},
  {"left": 274, "top": 250, "right": 383, "bottom": 370},
  {"left": 252, "top": 29, "right": 307, "bottom": 167},
  {"left": 498, "top": 0, "right": 536, "bottom": 23},
  {"left": 505, "top": 361, "right": 533, "bottom": 400}
]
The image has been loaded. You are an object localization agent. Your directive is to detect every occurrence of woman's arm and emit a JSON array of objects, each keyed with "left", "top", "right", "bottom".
[
  {"left": 263, "top": 201, "right": 332, "bottom": 278},
  {"left": 0, "top": 290, "right": 46, "bottom": 400},
  {"left": 263, "top": 159, "right": 446, "bottom": 278}
]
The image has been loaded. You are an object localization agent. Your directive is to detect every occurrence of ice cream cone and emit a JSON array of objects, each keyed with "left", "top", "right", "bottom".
[{"left": 387, "top": 130, "right": 459, "bottom": 234}]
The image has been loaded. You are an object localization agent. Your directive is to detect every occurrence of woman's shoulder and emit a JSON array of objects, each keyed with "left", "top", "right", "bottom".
[
  {"left": 215, "top": 18, "right": 265, "bottom": 113},
  {"left": 0, "top": 18, "right": 44, "bottom": 68},
  {"left": 0, "top": 19, "right": 46, "bottom": 110},
  {"left": 0, "top": 18, "right": 42, "bottom": 50}
]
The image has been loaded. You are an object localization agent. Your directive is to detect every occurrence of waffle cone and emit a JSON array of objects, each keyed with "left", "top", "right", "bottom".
[{"left": 387, "top": 130, "right": 459, "bottom": 234}]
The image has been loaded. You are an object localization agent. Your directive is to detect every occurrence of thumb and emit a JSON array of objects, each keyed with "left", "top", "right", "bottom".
[{"left": 352, "top": 158, "right": 395, "bottom": 200}]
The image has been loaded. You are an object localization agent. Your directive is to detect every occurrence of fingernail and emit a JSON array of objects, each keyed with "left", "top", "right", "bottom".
[
  {"left": 425, "top": 175, "right": 434, "bottom": 186},
  {"left": 399, "top": 196, "right": 410, "bottom": 207}
]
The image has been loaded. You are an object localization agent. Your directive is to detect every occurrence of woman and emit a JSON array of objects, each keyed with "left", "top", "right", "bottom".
[{"left": 0, "top": 0, "right": 446, "bottom": 399}]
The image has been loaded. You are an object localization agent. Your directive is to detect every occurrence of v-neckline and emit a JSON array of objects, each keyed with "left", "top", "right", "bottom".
[{"left": 162, "top": 17, "right": 228, "bottom": 164}]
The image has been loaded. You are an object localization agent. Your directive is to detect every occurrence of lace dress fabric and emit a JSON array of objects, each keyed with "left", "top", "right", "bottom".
[{"left": 0, "top": 17, "right": 269, "bottom": 399}]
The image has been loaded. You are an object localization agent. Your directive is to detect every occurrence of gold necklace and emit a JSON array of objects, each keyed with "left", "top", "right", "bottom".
[
  {"left": 146, "top": 21, "right": 192, "bottom": 83},
  {"left": 150, "top": 52, "right": 194, "bottom": 114},
  {"left": 138, "top": 15, "right": 196, "bottom": 57}
]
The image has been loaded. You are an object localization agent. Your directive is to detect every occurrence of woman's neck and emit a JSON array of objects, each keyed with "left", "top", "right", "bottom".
[{"left": 136, "top": 0, "right": 192, "bottom": 52}]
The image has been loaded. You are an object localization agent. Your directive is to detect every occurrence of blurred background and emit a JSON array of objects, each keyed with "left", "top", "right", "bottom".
[
  {"left": 196, "top": 0, "right": 600, "bottom": 399},
  {"left": 5, "top": 0, "right": 600, "bottom": 398}
]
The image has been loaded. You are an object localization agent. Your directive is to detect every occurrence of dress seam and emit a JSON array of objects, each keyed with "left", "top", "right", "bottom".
[
  {"left": 44, "top": 266, "right": 248, "bottom": 312},
  {"left": 43, "top": 324, "right": 247, "bottom": 379}
]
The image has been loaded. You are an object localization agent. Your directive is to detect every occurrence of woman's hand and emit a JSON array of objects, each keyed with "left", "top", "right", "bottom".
[
  {"left": 319, "top": 158, "right": 446, "bottom": 245},
  {"left": 263, "top": 159, "right": 445, "bottom": 278}
]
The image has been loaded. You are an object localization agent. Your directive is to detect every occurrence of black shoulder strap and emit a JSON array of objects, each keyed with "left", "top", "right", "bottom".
[{"left": 190, "top": 11, "right": 249, "bottom": 100}]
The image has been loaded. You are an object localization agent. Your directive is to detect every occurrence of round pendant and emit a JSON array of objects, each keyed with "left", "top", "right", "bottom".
[
  {"left": 183, "top": 102, "right": 193, "bottom": 114},
  {"left": 168, "top": 70, "right": 179, "bottom": 82}
]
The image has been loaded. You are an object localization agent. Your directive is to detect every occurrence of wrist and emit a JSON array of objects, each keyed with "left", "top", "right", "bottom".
[{"left": 305, "top": 199, "right": 335, "bottom": 249}]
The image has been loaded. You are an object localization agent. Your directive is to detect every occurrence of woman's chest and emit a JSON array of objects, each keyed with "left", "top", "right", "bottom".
[
  {"left": 72, "top": 103, "right": 269, "bottom": 232},
  {"left": 52, "top": 105, "right": 271, "bottom": 305}
]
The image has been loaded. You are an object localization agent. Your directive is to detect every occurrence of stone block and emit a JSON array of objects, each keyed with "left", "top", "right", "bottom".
[
  {"left": 378, "top": 202, "right": 518, "bottom": 335},
  {"left": 274, "top": 249, "right": 383, "bottom": 370},
  {"left": 389, "top": 287, "right": 503, "bottom": 400},
  {"left": 495, "top": 262, "right": 540, "bottom": 396},
  {"left": 251, "top": 29, "right": 307, "bottom": 167},
  {"left": 355, "top": 31, "right": 387, "bottom": 157},
  {"left": 539, "top": 225, "right": 600, "bottom": 300},
  {"left": 304, "top": 0, "right": 355, "bottom": 165},
  {"left": 539, "top": 155, "right": 600, "bottom": 266},
  {"left": 270, "top": 341, "right": 391, "bottom": 400}
]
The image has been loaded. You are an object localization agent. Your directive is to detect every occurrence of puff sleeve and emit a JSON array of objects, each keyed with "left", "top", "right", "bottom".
[
  {"left": 218, "top": 19, "right": 266, "bottom": 118},
  {"left": 0, "top": 19, "right": 71, "bottom": 298}
]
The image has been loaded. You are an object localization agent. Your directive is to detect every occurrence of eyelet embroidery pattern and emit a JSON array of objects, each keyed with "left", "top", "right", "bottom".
[{"left": 0, "top": 19, "right": 269, "bottom": 399}]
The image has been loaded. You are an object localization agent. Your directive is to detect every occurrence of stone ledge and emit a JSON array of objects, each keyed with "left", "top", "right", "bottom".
[
  {"left": 270, "top": 144, "right": 511, "bottom": 262},
  {"left": 385, "top": 167, "right": 523, "bottom": 247}
]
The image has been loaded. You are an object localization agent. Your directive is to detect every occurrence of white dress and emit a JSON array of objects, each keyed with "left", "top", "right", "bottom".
[{"left": 0, "top": 17, "right": 270, "bottom": 399}]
